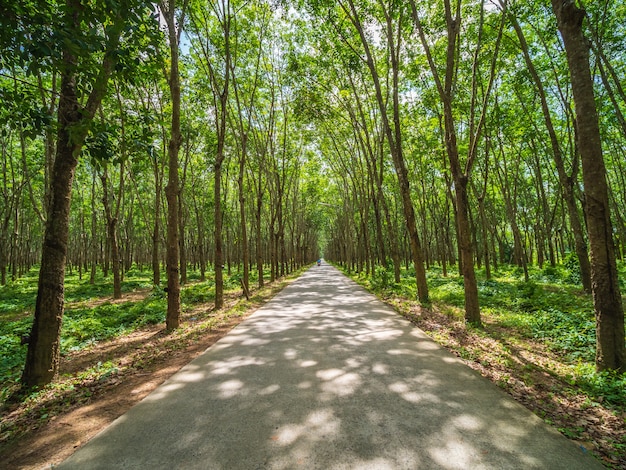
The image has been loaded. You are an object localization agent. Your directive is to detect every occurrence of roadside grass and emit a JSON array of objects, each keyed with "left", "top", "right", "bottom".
[
  {"left": 0, "top": 266, "right": 293, "bottom": 404},
  {"left": 342, "top": 261, "right": 626, "bottom": 467}
]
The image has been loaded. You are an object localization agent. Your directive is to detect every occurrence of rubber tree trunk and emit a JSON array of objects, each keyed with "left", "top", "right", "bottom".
[
  {"left": 22, "top": 0, "right": 123, "bottom": 387},
  {"left": 238, "top": 133, "right": 250, "bottom": 294},
  {"left": 551, "top": 0, "right": 625, "bottom": 372},
  {"left": 346, "top": 0, "right": 429, "bottom": 302},
  {"left": 101, "top": 166, "right": 122, "bottom": 299},
  {"left": 214, "top": 160, "right": 224, "bottom": 309},
  {"left": 161, "top": 0, "right": 182, "bottom": 330}
]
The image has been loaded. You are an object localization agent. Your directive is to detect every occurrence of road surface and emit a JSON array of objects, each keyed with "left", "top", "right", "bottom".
[{"left": 57, "top": 263, "right": 603, "bottom": 469}]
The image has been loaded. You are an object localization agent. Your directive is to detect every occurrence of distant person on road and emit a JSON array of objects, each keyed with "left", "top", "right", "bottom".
[{"left": 317, "top": 259, "right": 321, "bottom": 266}]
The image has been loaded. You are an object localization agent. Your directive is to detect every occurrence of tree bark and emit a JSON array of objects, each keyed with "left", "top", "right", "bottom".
[
  {"left": 238, "top": 133, "right": 250, "bottom": 293},
  {"left": 551, "top": 0, "right": 625, "bottom": 372},
  {"left": 152, "top": 168, "right": 161, "bottom": 286},
  {"left": 214, "top": 158, "right": 224, "bottom": 308},
  {"left": 255, "top": 182, "right": 264, "bottom": 288},
  {"left": 101, "top": 165, "right": 122, "bottom": 299},
  {"left": 160, "top": 0, "right": 182, "bottom": 330}
]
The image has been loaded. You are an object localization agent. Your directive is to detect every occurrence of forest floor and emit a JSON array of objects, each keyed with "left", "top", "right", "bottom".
[{"left": 0, "top": 277, "right": 297, "bottom": 470}]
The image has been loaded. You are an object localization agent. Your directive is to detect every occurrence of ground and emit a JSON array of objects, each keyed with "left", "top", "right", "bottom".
[{"left": 1, "top": 276, "right": 625, "bottom": 469}]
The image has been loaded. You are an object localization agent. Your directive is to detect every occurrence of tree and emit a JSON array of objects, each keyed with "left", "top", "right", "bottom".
[
  {"left": 20, "top": 0, "right": 138, "bottom": 387},
  {"left": 410, "top": 0, "right": 506, "bottom": 324},
  {"left": 550, "top": 0, "right": 625, "bottom": 372},
  {"left": 159, "top": 0, "right": 188, "bottom": 330}
]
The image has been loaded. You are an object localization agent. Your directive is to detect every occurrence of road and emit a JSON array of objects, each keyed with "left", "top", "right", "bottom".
[{"left": 57, "top": 263, "right": 604, "bottom": 469}]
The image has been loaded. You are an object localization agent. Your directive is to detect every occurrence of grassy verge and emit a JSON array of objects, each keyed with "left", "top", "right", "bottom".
[{"left": 340, "top": 262, "right": 626, "bottom": 468}]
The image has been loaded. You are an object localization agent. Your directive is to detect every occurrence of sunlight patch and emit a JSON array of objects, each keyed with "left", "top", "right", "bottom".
[
  {"left": 210, "top": 356, "right": 265, "bottom": 375},
  {"left": 319, "top": 371, "right": 361, "bottom": 397},
  {"left": 429, "top": 439, "right": 481, "bottom": 469},
  {"left": 284, "top": 348, "right": 298, "bottom": 360},
  {"left": 271, "top": 409, "right": 339, "bottom": 446},
  {"left": 450, "top": 414, "right": 483, "bottom": 431},
  {"left": 316, "top": 368, "right": 344, "bottom": 381},
  {"left": 372, "top": 362, "right": 389, "bottom": 374},
  {"left": 218, "top": 379, "right": 245, "bottom": 399},
  {"left": 259, "top": 384, "right": 280, "bottom": 395}
]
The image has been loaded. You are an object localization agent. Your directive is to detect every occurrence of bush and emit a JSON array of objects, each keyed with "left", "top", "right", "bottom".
[
  {"left": 570, "top": 363, "right": 626, "bottom": 408},
  {"left": 564, "top": 252, "right": 582, "bottom": 285},
  {"left": 372, "top": 265, "right": 391, "bottom": 290}
]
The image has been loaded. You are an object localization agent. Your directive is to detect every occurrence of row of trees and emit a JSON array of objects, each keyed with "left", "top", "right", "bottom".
[
  {"left": 1, "top": 0, "right": 325, "bottom": 387},
  {"left": 292, "top": 0, "right": 625, "bottom": 372},
  {"left": 0, "top": 0, "right": 624, "bottom": 387}
]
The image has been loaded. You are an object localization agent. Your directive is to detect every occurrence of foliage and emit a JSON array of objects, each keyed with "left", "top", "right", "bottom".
[{"left": 568, "top": 363, "right": 626, "bottom": 407}]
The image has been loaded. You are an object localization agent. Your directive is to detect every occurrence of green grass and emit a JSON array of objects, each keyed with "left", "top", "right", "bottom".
[{"left": 0, "top": 265, "right": 269, "bottom": 401}]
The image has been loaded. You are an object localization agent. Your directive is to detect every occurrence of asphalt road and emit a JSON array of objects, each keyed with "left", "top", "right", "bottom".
[{"left": 57, "top": 263, "right": 604, "bottom": 469}]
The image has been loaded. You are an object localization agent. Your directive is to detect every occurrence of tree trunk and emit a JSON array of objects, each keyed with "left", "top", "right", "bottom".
[
  {"left": 101, "top": 165, "right": 122, "bottom": 299},
  {"left": 89, "top": 172, "right": 97, "bottom": 284},
  {"left": 152, "top": 177, "right": 161, "bottom": 286},
  {"left": 551, "top": 0, "right": 625, "bottom": 372},
  {"left": 255, "top": 187, "right": 264, "bottom": 288},
  {"left": 238, "top": 134, "right": 250, "bottom": 293},
  {"left": 178, "top": 193, "right": 187, "bottom": 285},
  {"left": 214, "top": 157, "right": 225, "bottom": 308},
  {"left": 161, "top": 0, "right": 182, "bottom": 330}
]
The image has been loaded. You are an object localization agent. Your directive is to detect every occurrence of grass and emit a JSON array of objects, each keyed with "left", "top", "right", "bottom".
[{"left": 0, "top": 265, "right": 278, "bottom": 402}]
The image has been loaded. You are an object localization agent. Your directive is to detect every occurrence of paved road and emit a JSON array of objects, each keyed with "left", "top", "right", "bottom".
[{"left": 57, "top": 264, "right": 604, "bottom": 469}]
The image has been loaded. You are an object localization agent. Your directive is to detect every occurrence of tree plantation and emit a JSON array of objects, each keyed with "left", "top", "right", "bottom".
[{"left": 1, "top": 0, "right": 626, "bottom": 449}]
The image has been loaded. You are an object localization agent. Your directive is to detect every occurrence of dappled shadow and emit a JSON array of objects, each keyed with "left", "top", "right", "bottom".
[{"left": 57, "top": 266, "right": 602, "bottom": 469}]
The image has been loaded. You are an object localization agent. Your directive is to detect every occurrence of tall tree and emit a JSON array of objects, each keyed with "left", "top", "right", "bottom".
[
  {"left": 551, "top": 0, "right": 625, "bottom": 372},
  {"left": 20, "top": 0, "right": 133, "bottom": 387},
  {"left": 159, "top": 0, "right": 187, "bottom": 330},
  {"left": 411, "top": 0, "right": 506, "bottom": 324},
  {"left": 189, "top": 0, "right": 234, "bottom": 309}
]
